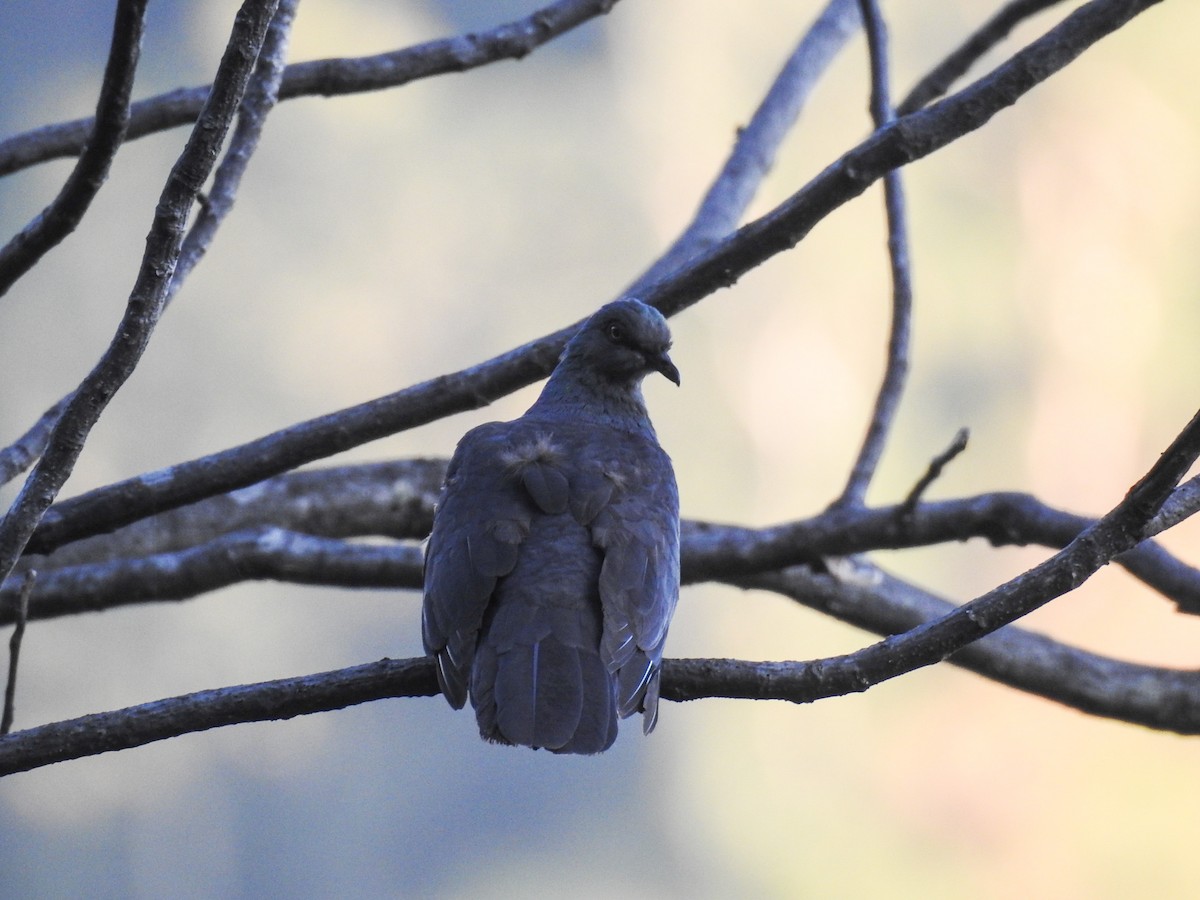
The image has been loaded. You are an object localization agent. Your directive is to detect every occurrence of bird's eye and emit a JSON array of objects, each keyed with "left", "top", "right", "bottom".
[{"left": 605, "top": 322, "right": 625, "bottom": 343}]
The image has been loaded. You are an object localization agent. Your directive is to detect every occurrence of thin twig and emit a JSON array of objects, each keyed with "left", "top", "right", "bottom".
[
  {"left": 0, "top": 0, "right": 622, "bottom": 179},
  {"left": 0, "top": 396, "right": 72, "bottom": 486},
  {"left": 167, "top": 0, "right": 298, "bottom": 306},
  {"left": 833, "top": 0, "right": 913, "bottom": 509},
  {"left": 1148, "top": 473, "right": 1200, "bottom": 538},
  {"left": 1, "top": 571, "right": 34, "bottom": 735},
  {"left": 0, "top": 0, "right": 282, "bottom": 590},
  {"left": 897, "top": 0, "right": 1070, "bottom": 114},
  {"left": 625, "top": 0, "right": 861, "bottom": 295},
  {"left": 0, "top": 0, "right": 147, "bottom": 298},
  {"left": 21, "top": 0, "right": 1162, "bottom": 558},
  {"left": 899, "top": 427, "right": 970, "bottom": 516}
]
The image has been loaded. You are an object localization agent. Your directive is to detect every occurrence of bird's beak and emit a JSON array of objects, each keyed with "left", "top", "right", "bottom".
[{"left": 651, "top": 351, "right": 681, "bottom": 386}]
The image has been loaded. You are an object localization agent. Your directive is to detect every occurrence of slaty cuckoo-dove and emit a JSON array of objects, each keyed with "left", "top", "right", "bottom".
[{"left": 421, "top": 298, "right": 681, "bottom": 754}]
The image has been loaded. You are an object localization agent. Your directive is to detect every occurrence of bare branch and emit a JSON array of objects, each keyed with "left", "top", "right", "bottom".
[
  {"left": 6, "top": 528, "right": 421, "bottom": 622},
  {"left": 767, "top": 404, "right": 1200, "bottom": 699},
  {"left": 11, "top": 440, "right": 1200, "bottom": 626},
  {"left": 0, "top": 0, "right": 622, "bottom": 178},
  {"left": 167, "top": 0, "right": 299, "bottom": 306},
  {"left": 625, "top": 0, "right": 862, "bottom": 294},
  {"left": 0, "top": 2, "right": 299, "bottom": 489},
  {"left": 0, "top": 657, "right": 440, "bottom": 777},
  {"left": 5, "top": 539, "right": 1200, "bottom": 775},
  {"left": 0, "top": 0, "right": 147, "bottom": 297},
  {"left": 21, "top": 0, "right": 1162, "bottom": 559},
  {"left": 670, "top": 563, "right": 1200, "bottom": 734},
  {"left": 0, "top": 0, "right": 283, "bottom": 588},
  {"left": 1, "top": 571, "right": 34, "bottom": 735},
  {"left": 1145, "top": 474, "right": 1200, "bottom": 540},
  {"left": 0, "top": 396, "right": 72, "bottom": 486},
  {"left": 833, "top": 0, "right": 913, "bottom": 508},
  {"left": 899, "top": 427, "right": 970, "bottom": 516},
  {"left": 33, "top": 459, "right": 442, "bottom": 569}
]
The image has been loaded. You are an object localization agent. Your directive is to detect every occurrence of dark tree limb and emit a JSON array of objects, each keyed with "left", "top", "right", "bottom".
[
  {"left": 5, "top": 532, "right": 1200, "bottom": 776},
  {"left": 22, "top": 0, "right": 1163, "bottom": 559},
  {"left": 5, "top": 527, "right": 422, "bottom": 622},
  {"left": 10, "top": 446, "right": 1200, "bottom": 623},
  {"left": 27, "top": 459, "right": 443, "bottom": 570},
  {"left": 0, "top": 0, "right": 147, "bottom": 298},
  {"left": 688, "top": 563, "right": 1200, "bottom": 734},
  {"left": 0, "top": 657, "right": 441, "bottom": 777},
  {"left": 781, "top": 404, "right": 1200, "bottom": 696},
  {"left": 0, "top": 0, "right": 621, "bottom": 179},
  {"left": 833, "top": 0, "right": 913, "bottom": 508},
  {"left": 2, "top": 401, "right": 1197, "bottom": 775},
  {"left": 0, "top": 0, "right": 283, "bottom": 589}
]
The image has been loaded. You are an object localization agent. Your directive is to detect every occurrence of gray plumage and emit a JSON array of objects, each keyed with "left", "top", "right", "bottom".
[{"left": 422, "top": 298, "right": 681, "bottom": 754}]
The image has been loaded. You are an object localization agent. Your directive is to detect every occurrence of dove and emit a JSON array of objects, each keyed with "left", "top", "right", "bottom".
[{"left": 421, "top": 298, "right": 681, "bottom": 754}]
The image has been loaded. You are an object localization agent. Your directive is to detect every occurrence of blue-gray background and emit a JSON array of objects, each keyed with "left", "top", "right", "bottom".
[{"left": 3, "top": 3, "right": 1200, "bottom": 897}]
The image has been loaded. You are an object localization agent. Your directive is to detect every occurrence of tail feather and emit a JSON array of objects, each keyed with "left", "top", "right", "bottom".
[{"left": 472, "top": 630, "right": 620, "bottom": 754}]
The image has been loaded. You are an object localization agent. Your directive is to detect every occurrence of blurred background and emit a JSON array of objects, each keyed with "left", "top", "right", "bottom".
[{"left": 2, "top": 1, "right": 1200, "bottom": 897}]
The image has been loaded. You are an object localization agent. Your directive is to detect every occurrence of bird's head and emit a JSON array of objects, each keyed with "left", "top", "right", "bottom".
[{"left": 564, "top": 299, "right": 680, "bottom": 387}]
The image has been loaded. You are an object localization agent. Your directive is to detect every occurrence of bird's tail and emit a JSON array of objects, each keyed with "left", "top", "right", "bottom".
[{"left": 471, "top": 601, "right": 619, "bottom": 755}]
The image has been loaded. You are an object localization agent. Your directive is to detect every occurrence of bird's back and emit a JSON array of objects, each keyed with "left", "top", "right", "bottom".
[{"left": 422, "top": 415, "right": 678, "bottom": 754}]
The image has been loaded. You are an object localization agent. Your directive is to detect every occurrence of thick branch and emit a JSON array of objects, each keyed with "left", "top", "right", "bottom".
[
  {"left": 0, "top": 657, "right": 440, "bottom": 777},
  {"left": 670, "top": 563, "right": 1200, "bottom": 734},
  {"left": 0, "top": 0, "right": 621, "bottom": 178},
  {"left": 22, "top": 0, "right": 1163, "bottom": 558}
]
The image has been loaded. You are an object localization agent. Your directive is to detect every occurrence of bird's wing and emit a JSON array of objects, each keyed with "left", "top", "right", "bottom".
[
  {"left": 584, "top": 436, "right": 680, "bottom": 729},
  {"left": 421, "top": 422, "right": 535, "bottom": 708}
]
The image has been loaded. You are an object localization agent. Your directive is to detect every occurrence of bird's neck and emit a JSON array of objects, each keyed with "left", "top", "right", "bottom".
[{"left": 528, "top": 365, "right": 656, "bottom": 437}]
